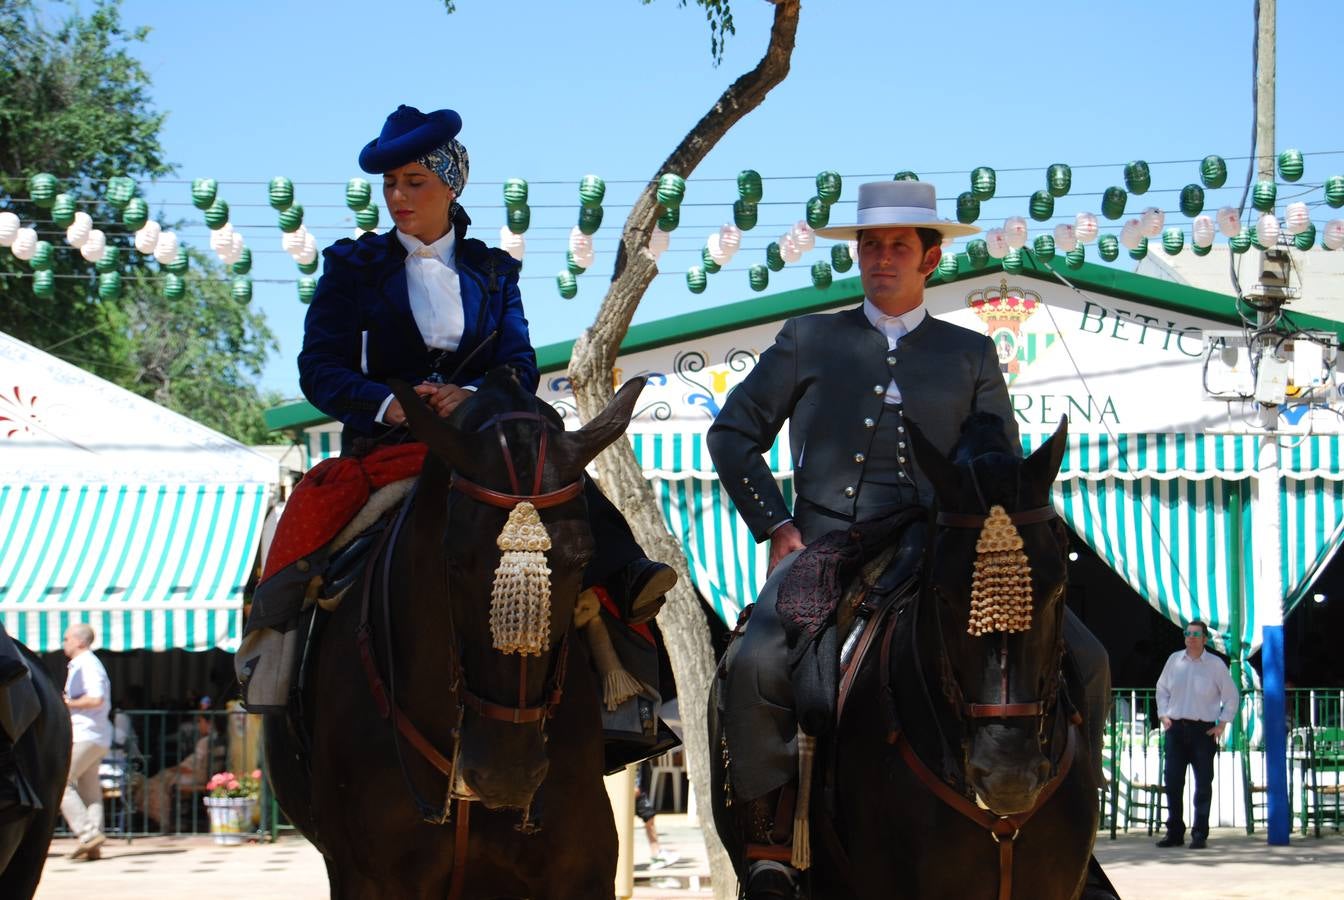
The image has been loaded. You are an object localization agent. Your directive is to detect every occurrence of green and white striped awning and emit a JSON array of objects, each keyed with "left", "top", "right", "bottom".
[{"left": 0, "top": 483, "right": 270, "bottom": 652}]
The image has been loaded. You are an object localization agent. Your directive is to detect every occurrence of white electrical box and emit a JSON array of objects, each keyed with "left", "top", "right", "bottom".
[
  {"left": 1203, "top": 331, "right": 1255, "bottom": 398},
  {"left": 1255, "top": 354, "right": 1291, "bottom": 406}
]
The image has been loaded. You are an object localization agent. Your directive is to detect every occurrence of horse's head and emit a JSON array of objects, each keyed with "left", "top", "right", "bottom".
[
  {"left": 393, "top": 368, "right": 645, "bottom": 810},
  {"left": 909, "top": 412, "right": 1069, "bottom": 816}
]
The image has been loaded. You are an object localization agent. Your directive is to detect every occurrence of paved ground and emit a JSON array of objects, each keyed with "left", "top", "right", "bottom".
[{"left": 30, "top": 822, "right": 1343, "bottom": 898}]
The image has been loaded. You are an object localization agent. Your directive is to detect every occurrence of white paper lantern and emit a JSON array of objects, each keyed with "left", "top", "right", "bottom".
[
  {"left": 79, "top": 229, "right": 107, "bottom": 262},
  {"left": 1119, "top": 219, "right": 1143, "bottom": 250},
  {"left": 792, "top": 221, "right": 816, "bottom": 253},
  {"left": 0, "top": 211, "right": 19, "bottom": 246},
  {"left": 1140, "top": 207, "right": 1165, "bottom": 238},
  {"left": 573, "top": 246, "right": 594, "bottom": 269},
  {"left": 222, "top": 233, "right": 246, "bottom": 266},
  {"left": 1322, "top": 219, "right": 1344, "bottom": 251},
  {"left": 1074, "top": 212, "right": 1099, "bottom": 244},
  {"left": 153, "top": 230, "right": 179, "bottom": 265},
  {"left": 647, "top": 227, "right": 669, "bottom": 259},
  {"left": 1053, "top": 224, "right": 1077, "bottom": 252},
  {"left": 706, "top": 232, "right": 729, "bottom": 265},
  {"left": 1257, "top": 213, "right": 1281, "bottom": 248},
  {"left": 10, "top": 227, "right": 38, "bottom": 261},
  {"left": 780, "top": 234, "right": 802, "bottom": 264},
  {"left": 302, "top": 230, "right": 317, "bottom": 257},
  {"left": 1003, "top": 216, "right": 1028, "bottom": 249},
  {"left": 498, "top": 226, "right": 526, "bottom": 261},
  {"left": 847, "top": 239, "right": 858, "bottom": 260},
  {"left": 1217, "top": 206, "right": 1241, "bottom": 238},
  {"left": 719, "top": 224, "right": 742, "bottom": 256},
  {"left": 282, "top": 228, "right": 306, "bottom": 257},
  {"left": 65, "top": 211, "right": 93, "bottom": 248},
  {"left": 296, "top": 242, "right": 317, "bottom": 266},
  {"left": 210, "top": 223, "right": 235, "bottom": 255},
  {"left": 134, "top": 221, "right": 161, "bottom": 255},
  {"left": 1284, "top": 202, "right": 1311, "bottom": 236},
  {"left": 568, "top": 227, "right": 593, "bottom": 258},
  {"left": 1192, "top": 215, "right": 1215, "bottom": 248},
  {"left": 985, "top": 228, "right": 1009, "bottom": 259}
]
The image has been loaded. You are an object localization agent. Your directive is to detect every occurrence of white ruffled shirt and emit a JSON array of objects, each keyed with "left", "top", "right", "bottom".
[{"left": 862, "top": 298, "right": 927, "bottom": 404}]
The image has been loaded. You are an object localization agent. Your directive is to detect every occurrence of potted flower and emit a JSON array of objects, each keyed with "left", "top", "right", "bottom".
[{"left": 202, "top": 769, "right": 261, "bottom": 845}]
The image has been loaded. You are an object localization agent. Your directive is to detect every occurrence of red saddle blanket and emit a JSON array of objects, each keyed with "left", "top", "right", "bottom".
[{"left": 260, "top": 442, "right": 428, "bottom": 583}]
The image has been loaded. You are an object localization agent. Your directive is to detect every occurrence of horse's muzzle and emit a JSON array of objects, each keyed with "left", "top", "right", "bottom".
[{"left": 967, "top": 728, "right": 1051, "bottom": 816}]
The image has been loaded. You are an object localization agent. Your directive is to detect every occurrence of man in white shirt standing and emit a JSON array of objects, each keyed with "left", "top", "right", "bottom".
[
  {"left": 61, "top": 623, "right": 112, "bottom": 861},
  {"left": 1155, "top": 619, "right": 1240, "bottom": 849}
]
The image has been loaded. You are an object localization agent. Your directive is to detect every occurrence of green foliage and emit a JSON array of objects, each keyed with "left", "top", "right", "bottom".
[{"left": 0, "top": 0, "right": 279, "bottom": 444}]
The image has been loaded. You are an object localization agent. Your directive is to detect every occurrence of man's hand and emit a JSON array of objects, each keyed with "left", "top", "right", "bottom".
[
  {"left": 1161, "top": 716, "right": 1172, "bottom": 731},
  {"left": 1207, "top": 722, "right": 1227, "bottom": 742},
  {"left": 767, "top": 522, "right": 805, "bottom": 575}
]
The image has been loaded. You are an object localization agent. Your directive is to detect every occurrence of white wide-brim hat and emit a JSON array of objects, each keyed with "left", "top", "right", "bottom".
[{"left": 813, "top": 180, "right": 980, "bottom": 240}]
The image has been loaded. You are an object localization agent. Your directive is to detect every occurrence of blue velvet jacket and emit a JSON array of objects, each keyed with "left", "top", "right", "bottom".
[{"left": 298, "top": 210, "right": 538, "bottom": 438}]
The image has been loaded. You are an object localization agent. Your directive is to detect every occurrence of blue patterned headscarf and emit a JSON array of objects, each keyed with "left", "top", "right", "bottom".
[{"left": 416, "top": 139, "right": 470, "bottom": 197}]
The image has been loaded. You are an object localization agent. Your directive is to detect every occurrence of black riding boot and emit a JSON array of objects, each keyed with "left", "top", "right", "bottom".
[
  {"left": 742, "top": 790, "right": 802, "bottom": 900},
  {"left": 582, "top": 481, "right": 677, "bottom": 624}
]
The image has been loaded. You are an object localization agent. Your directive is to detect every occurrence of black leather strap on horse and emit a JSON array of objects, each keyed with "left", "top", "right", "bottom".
[
  {"left": 451, "top": 410, "right": 585, "bottom": 511},
  {"left": 449, "top": 797, "right": 471, "bottom": 900},
  {"left": 935, "top": 505, "right": 1057, "bottom": 529}
]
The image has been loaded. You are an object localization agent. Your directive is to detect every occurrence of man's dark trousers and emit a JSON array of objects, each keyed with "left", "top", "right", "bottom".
[{"left": 1163, "top": 719, "right": 1218, "bottom": 841}]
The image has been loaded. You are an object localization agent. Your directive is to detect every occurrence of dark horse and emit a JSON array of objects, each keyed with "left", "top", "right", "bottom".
[
  {"left": 0, "top": 642, "right": 72, "bottom": 900},
  {"left": 265, "top": 368, "right": 645, "bottom": 899},
  {"left": 712, "top": 414, "right": 1102, "bottom": 899}
]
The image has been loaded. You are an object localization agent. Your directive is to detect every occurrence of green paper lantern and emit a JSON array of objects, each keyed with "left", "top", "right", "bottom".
[
  {"left": 1029, "top": 190, "right": 1054, "bottom": 222},
  {"left": 105, "top": 176, "right": 135, "bottom": 209},
  {"left": 1200, "top": 155, "right": 1228, "bottom": 189},
  {"left": 733, "top": 199, "right": 758, "bottom": 231},
  {"left": 1179, "top": 184, "right": 1205, "bottom": 218},
  {"left": 686, "top": 266, "right": 707, "bottom": 294},
  {"left": 656, "top": 206, "right": 679, "bottom": 232},
  {"left": 971, "top": 166, "right": 996, "bottom": 201},
  {"left": 162, "top": 273, "right": 185, "bottom": 299},
  {"left": 966, "top": 239, "right": 990, "bottom": 269},
  {"left": 298, "top": 257, "right": 319, "bottom": 275},
  {"left": 1002, "top": 247, "right": 1023, "bottom": 274},
  {"left": 1033, "top": 234, "right": 1056, "bottom": 262},
  {"left": 579, "top": 174, "right": 606, "bottom": 208},
  {"left": 1101, "top": 186, "right": 1127, "bottom": 220},
  {"left": 816, "top": 171, "right": 843, "bottom": 205},
  {"left": 164, "top": 252, "right": 188, "bottom": 275},
  {"left": 577, "top": 205, "right": 603, "bottom": 236},
  {"left": 95, "top": 245, "right": 120, "bottom": 273},
  {"left": 355, "top": 205, "right": 380, "bottom": 231},
  {"left": 1325, "top": 175, "right": 1344, "bottom": 208},
  {"left": 1249, "top": 223, "right": 1266, "bottom": 251},
  {"left": 811, "top": 261, "right": 833, "bottom": 290},
  {"left": 937, "top": 252, "right": 959, "bottom": 279},
  {"left": 29, "top": 240, "right": 52, "bottom": 271},
  {"left": 268, "top": 177, "right": 294, "bottom": 211},
  {"left": 231, "top": 276, "right": 253, "bottom": 303},
  {"left": 298, "top": 276, "right": 317, "bottom": 303},
  {"left": 656, "top": 173, "right": 686, "bottom": 209},
  {"left": 28, "top": 173, "right": 57, "bottom": 208},
  {"left": 1294, "top": 222, "right": 1317, "bottom": 251},
  {"left": 51, "top": 193, "right": 76, "bottom": 228},
  {"left": 806, "top": 196, "right": 830, "bottom": 229},
  {"left": 766, "top": 242, "right": 784, "bottom": 272},
  {"left": 700, "top": 247, "right": 721, "bottom": 274},
  {"left": 345, "top": 178, "right": 371, "bottom": 210},
  {"left": 737, "top": 170, "right": 763, "bottom": 203},
  {"left": 830, "top": 242, "right": 853, "bottom": 273},
  {"left": 278, "top": 204, "right": 304, "bottom": 233},
  {"left": 1097, "top": 234, "right": 1119, "bottom": 262},
  {"left": 956, "top": 192, "right": 980, "bottom": 224},
  {"left": 566, "top": 251, "right": 586, "bottom": 275},
  {"left": 1192, "top": 240, "right": 1211, "bottom": 257},
  {"left": 191, "top": 178, "right": 217, "bottom": 210},
  {"left": 1278, "top": 149, "right": 1304, "bottom": 183},
  {"left": 503, "top": 178, "right": 529, "bottom": 208},
  {"left": 892, "top": 170, "right": 919, "bottom": 183},
  {"left": 1065, "top": 245, "right": 1086, "bottom": 269},
  {"left": 556, "top": 271, "right": 578, "bottom": 299},
  {"left": 1047, "top": 163, "right": 1072, "bottom": 197},
  {"left": 231, "top": 247, "right": 253, "bottom": 275},
  {"left": 122, "top": 197, "right": 149, "bottom": 230},
  {"left": 1252, "top": 180, "right": 1277, "bottom": 212},
  {"left": 32, "top": 269, "right": 54, "bottom": 299},
  {"left": 97, "top": 271, "right": 123, "bottom": 300},
  {"left": 1128, "top": 237, "right": 1148, "bottom": 260},
  {"left": 204, "top": 199, "right": 230, "bottom": 230},
  {"left": 749, "top": 264, "right": 769, "bottom": 292},
  {"left": 1162, "top": 227, "right": 1185, "bottom": 255},
  {"left": 1229, "top": 229, "right": 1251, "bottom": 254},
  {"left": 1123, "top": 160, "right": 1151, "bottom": 195}
]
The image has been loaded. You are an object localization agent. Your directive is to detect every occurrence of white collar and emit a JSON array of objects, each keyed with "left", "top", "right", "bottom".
[
  {"left": 396, "top": 228, "right": 456, "bottom": 263},
  {"left": 862, "top": 298, "right": 927, "bottom": 335}
]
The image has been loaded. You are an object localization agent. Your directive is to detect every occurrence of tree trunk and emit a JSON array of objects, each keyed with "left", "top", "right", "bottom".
[{"left": 566, "top": 4, "right": 801, "bottom": 897}]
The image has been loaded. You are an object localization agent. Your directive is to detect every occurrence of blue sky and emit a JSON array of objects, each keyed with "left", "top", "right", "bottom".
[{"left": 106, "top": 0, "right": 1342, "bottom": 398}]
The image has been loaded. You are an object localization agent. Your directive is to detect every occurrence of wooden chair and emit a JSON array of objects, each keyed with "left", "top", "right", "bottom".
[
  {"left": 1100, "top": 754, "right": 1162, "bottom": 836},
  {"left": 1300, "top": 727, "right": 1344, "bottom": 838}
]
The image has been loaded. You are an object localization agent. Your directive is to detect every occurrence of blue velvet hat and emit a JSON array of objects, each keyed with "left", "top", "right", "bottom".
[{"left": 358, "top": 105, "right": 463, "bottom": 174}]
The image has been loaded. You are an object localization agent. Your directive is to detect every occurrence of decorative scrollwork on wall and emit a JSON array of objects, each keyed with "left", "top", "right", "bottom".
[{"left": 633, "top": 401, "right": 673, "bottom": 422}]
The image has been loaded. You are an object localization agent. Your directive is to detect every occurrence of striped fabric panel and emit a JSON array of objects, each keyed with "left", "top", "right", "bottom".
[
  {"left": 0, "top": 483, "right": 269, "bottom": 652},
  {"left": 1020, "top": 432, "right": 1267, "bottom": 481},
  {"left": 1281, "top": 477, "right": 1344, "bottom": 611}
]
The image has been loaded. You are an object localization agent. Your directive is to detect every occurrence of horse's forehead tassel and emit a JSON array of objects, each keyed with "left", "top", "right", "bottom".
[
  {"left": 490, "top": 501, "right": 553, "bottom": 655},
  {"left": 966, "top": 505, "right": 1033, "bottom": 636}
]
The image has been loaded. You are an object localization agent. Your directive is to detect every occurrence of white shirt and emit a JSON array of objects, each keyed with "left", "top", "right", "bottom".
[
  {"left": 65, "top": 650, "right": 112, "bottom": 747},
  {"left": 1156, "top": 649, "right": 1240, "bottom": 724},
  {"left": 862, "top": 298, "right": 928, "bottom": 404}
]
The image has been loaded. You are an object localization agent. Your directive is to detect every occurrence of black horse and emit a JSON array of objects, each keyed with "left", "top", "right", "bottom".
[
  {"left": 712, "top": 414, "right": 1102, "bottom": 899},
  {"left": 0, "top": 642, "right": 72, "bottom": 900},
  {"left": 265, "top": 368, "right": 644, "bottom": 899}
]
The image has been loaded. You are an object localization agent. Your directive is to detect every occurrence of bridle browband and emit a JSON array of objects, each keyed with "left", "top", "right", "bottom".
[{"left": 450, "top": 411, "right": 585, "bottom": 510}]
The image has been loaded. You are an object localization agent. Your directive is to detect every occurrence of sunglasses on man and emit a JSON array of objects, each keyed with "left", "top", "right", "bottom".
[{"left": 1183, "top": 629, "right": 1206, "bottom": 638}]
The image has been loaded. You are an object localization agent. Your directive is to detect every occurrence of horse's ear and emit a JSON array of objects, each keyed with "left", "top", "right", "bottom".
[
  {"left": 906, "top": 417, "right": 959, "bottom": 504},
  {"left": 1021, "top": 414, "right": 1069, "bottom": 493},
  {"left": 390, "top": 379, "right": 470, "bottom": 469},
  {"left": 562, "top": 376, "right": 647, "bottom": 468}
]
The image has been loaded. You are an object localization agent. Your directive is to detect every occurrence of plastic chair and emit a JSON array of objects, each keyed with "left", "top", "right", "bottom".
[{"left": 649, "top": 748, "right": 685, "bottom": 812}]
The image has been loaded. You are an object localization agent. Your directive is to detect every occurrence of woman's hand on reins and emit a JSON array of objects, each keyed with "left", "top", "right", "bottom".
[{"left": 419, "top": 382, "right": 472, "bottom": 418}]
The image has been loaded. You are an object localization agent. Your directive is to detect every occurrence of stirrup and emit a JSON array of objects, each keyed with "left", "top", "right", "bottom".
[{"left": 745, "top": 859, "right": 801, "bottom": 900}]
